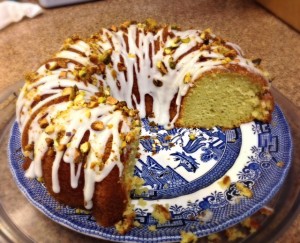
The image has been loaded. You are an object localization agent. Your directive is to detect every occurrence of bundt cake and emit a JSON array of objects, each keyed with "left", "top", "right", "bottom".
[{"left": 16, "top": 19, "right": 274, "bottom": 231}]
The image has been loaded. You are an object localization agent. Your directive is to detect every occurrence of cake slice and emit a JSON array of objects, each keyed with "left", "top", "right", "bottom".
[{"left": 177, "top": 66, "right": 274, "bottom": 128}]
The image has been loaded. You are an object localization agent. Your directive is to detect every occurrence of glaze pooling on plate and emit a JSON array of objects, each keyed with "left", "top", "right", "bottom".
[{"left": 8, "top": 105, "right": 292, "bottom": 242}]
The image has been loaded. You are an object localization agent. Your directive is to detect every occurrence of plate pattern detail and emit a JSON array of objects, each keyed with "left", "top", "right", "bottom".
[{"left": 132, "top": 118, "right": 242, "bottom": 199}]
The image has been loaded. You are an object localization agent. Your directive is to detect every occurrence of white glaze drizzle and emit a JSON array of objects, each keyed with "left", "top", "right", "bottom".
[
  {"left": 16, "top": 24, "right": 268, "bottom": 210},
  {"left": 94, "top": 25, "right": 267, "bottom": 128}
]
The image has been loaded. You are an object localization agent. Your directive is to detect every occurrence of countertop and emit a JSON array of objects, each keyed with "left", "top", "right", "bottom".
[{"left": 0, "top": 0, "right": 299, "bottom": 242}]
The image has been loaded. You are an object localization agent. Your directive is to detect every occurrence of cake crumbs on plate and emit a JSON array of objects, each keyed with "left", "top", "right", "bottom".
[
  {"left": 218, "top": 175, "right": 231, "bottom": 189},
  {"left": 137, "top": 198, "right": 147, "bottom": 207},
  {"left": 151, "top": 204, "right": 171, "bottom": 224},
  {"left": 148, "top": 225, "right": 157, "bottom": 231},
  {"left": 241, "top": 217, "right": 260, "bottom": 233},
  {"left": 180, "top": 231, "right": 198, "bottom": 243},
  {"left": 115, "top": 204, "right": 135, "bottom": 235},
  {"left": 225, "top": 227, "right": 246, "bottom": 242},
  {"left": 236, "top": 182, "right": 253, "bottom": 198},
  {"left": 207, "top": 232, "right": 222, "bottom": 242},
  {"left": 276, "top": 161, "right": 285, "bottom": 167},
  {"left": 197, "top": 209, "right": 213, "bottom": 223},
  {"left": 133, "top": 220, "right": 142, "bottom": 228}
]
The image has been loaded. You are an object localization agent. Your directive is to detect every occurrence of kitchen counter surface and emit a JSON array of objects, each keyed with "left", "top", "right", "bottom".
[{"left": 0, "top": 0, "right": 299, "bottom": 242}]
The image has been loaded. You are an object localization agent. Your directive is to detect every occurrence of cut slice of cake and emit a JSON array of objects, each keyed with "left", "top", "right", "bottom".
[{"left": 177, "top": 66, "right": 274, "bottom": 128}]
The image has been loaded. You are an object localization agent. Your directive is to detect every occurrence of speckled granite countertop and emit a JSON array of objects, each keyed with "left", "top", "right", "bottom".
[{"left": 0, "top": 0, "right": 299, "bottom": 242}]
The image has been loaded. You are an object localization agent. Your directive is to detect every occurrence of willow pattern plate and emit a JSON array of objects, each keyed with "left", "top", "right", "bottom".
[{"left": 8, "top": 104, "right": 292, "bottom": 242}]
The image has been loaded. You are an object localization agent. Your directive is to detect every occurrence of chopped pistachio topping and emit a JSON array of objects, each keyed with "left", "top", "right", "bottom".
[
  {"left": 200, "top": 28, "right": 212, "bottom": 39},
  {"left": 168, "top": 57, "right": 176, "bottom": 69},
  {"left": 106, "top": 96, "right": 118, "bottom": 105},
  {"left": 110, "top": 25, "right": 118, "bottom": 32},
  {"left": 62, "top": 86, "right": 77, "bottom": 100},
  {"left": 184, "top": 73, "right": 192, "bottom": 84},
  {"left": 164, "top": 47, "right": 175, "bottom": 55},
  {"left": 181, "top": 37, "right": 191, "bottom": 43},
  {"left": 111, "top": 69, "right": 117, "bottom": 80},
  {"left": 91, "top": 121, "right": 105, "bottom": 131},
  {"left": 45, "top": 62, "right": 58, "bottom": 71},
  {"left": 85, "top": 110, "right": 91, "bottom": 118},
  {"left": 120, "top": 20, "right": 132, "bottom": 28},
  {"left": 74, "top": 92, "right": 85, "bottom": 106},
  {"left": 24, "top": 71, "right": 39, "bottom": 83},
  {"left": 80, "top": 142, "right": 90, "bottom": 153},
  {"left": 221, "top": 57, "right": 232, "bottom": 64},
  {"left": 45, "top": 125, "right": 55, "bottom": 134},
  {"left": 121, "top": 140, "right": 127, "bottom": 149},
  {"left": 98, "top": 97, "right": 106, "bottom": 103},
  {"left": 128, "top": 53, "right": 136, "bottom": 58},
  {"left": 98, "top": 49, "right": 112, "bottom": 64},
  {"left": 87, "top": 101, "right": 98, "bottom": 108},
  {"left": 38, "top": 118, "right": 49, "bottom": 129},
  {"left": 59, "top": 71, "right": 68, "bottom": 79},
  {"left": 145, "top": 18, "right": 158, "bottom": 30},
  {"left": 125, "top": 133, "right": 134, "bottom": 143},
  {"left": 156, "top": 61, "right": 168, "bottom": 75},
  {"left": 78, "top": 68, "right": 87, "bottom": 78}
]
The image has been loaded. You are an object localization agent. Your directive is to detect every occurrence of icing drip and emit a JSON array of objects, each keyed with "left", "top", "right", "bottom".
[{"left": 16, "top": 22, "right": 268, "bottom": 210}]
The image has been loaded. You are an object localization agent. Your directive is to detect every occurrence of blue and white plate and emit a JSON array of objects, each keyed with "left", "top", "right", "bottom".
[{"left": 8, "top": 105, "right": 292, "bottom": 242}]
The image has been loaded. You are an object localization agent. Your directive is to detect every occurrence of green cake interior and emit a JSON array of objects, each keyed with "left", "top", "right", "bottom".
[{"left": 179, "top": 73, "right": 269, "bottom": 128}]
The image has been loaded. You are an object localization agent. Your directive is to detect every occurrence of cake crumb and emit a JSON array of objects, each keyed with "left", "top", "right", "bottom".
[
  {"left": 115, "top": 204, "right": 135, "bottom": 235},
  {"left": 138, "top": 198, "right": 147, "bottom": 207},
  {"left": 197, "top": 209, "right": 213, "bottom": 223},
  {"left": 133, "top": 220, "right": 142, "bottom": 227},
  {"left": 151, "top": 204, "right": 171, "bottom": 224},
  {"left": 218, "top": 175, "right": 231, "bottom": 189},
  {"left": 131, "top": 176, "right": 145, "bottom": 188},
  {"left": 241, "top": 217, "right": 260, "bottom": 233},
  {"left": 132, "top": 176, "right": 148, "bottom": 195},
  {"left": 75, "top": 208, "right": 89, "bottom": 214},
  {"left": 276, "top": 161, "right": 285, "bottom": 167},
  {"left": 236, "top": 182, "right": 253, "bottom": 198},
  {"left": 135, "top": 187, "right": 149, "bottom": 195},
  {"left": 225, "top": 227, "right": 246, "bottom": 241},
  {"left": 148, "top": 225, "right": 157, "bottom": 231},
  {"left": 207, "top": 233, "right": 221, "bottom": 242},
  {"left": 180, "top": 231, "right": 198, "bottom": 243}
]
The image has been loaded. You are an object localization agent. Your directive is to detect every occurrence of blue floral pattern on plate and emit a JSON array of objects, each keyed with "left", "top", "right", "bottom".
[{"left": 8, "top": 105, "right": 292, "bottom": 242}]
